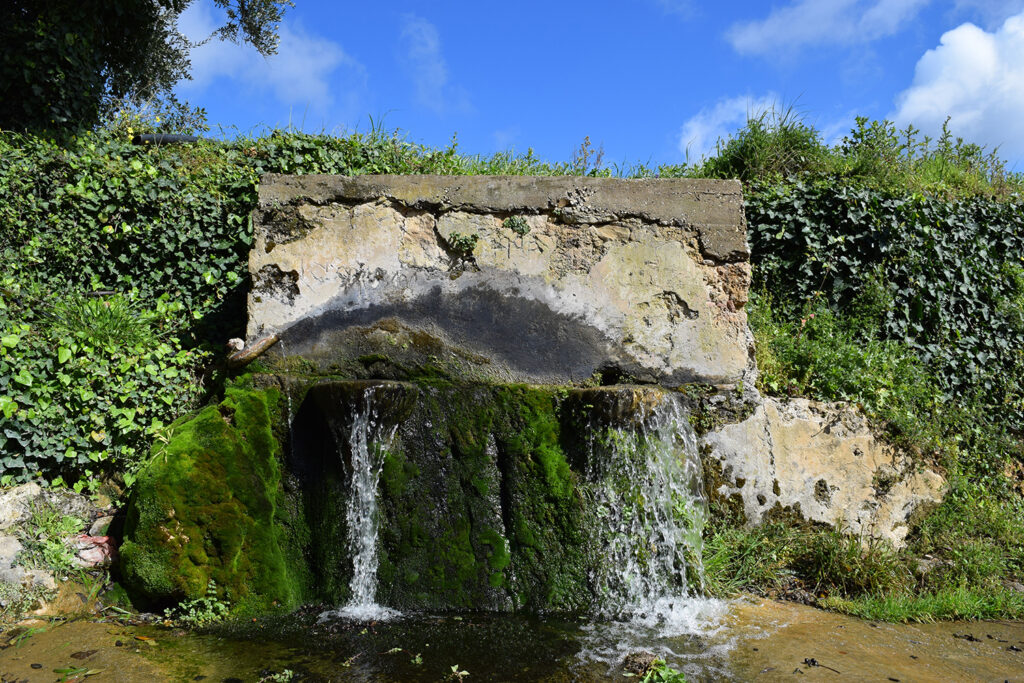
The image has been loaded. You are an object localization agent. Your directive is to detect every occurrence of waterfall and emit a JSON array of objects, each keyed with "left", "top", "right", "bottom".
[
  {"left": 584, "top": 392, "right": 709, "bottom": 625},
  {"left": 575, "top": 391, "right": 725, "bottom": 673},
  {"left": 320, "top": 386, "right": 400, "bottom": 621}
]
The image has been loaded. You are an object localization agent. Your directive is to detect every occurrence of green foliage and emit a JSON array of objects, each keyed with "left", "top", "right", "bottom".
[
  {"left": 0, "top": 1, "right": 291, "bottom": 134},
  {"left": 164, "top": 579, "right": 230, "bottom": 628},
  {"left": 834, "top": 117, "right": 1021, "bottom": 198},
  {"left": 445, "top": 232, "right": 479, "bottom": 257},
  {"left": 16, "top": 499, "right": 84, "bottom": 573},
  {"left": 748, "top": 293, "right": 948, "bottom": 455},
  {"left": 793, "top": 529, "right": 912, "bottom": 597},
  {"left": 693, "top": 104, "right": 825, "bottom": 182},
  {"left": 447, "top": 664, "right": 470, "bottom": 681},
  {"left": 0, "top": 281, "right": 202, "bottom": 485},
  {"left": 502, "top": 215, "right": 531, "bottom": 236},
  {"left": 688, "top": 107, "right": 1022, "bottom": 198},
  {"left": 909, "top": 476, "right": 1024, "bottom": 592},
  {"left": 704, "top": 514, "right": 919, "bottom": 601},
  {"left": 640, "top": 660, "right": 687, "bottom": 683},
  {"left": 820, "top": 586, "right": 1024, "bottom": 623},
  {"left": 748, "top": 179, "right": 1024, "bottom": 392},
  {"left": 703, "top": 521, "right": 799, "bottom": 597},
  {"left": 49, "top": 294, "right": 161, "bottom": 349},
  {"left": 742, "top": 175, "right": 1024, "bottom": 619},
  {"left": 730, "top": 131, "right": 1024, "bottom": 481}
]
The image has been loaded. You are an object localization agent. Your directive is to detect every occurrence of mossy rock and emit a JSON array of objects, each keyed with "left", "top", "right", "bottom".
[{"left": 119, "top": 385, "right": 305, "bottom": 612}]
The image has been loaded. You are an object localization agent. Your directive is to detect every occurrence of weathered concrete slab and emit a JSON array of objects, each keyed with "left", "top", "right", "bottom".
[{"left": 248, "top": 175, "right": 754, "bottom": 386}]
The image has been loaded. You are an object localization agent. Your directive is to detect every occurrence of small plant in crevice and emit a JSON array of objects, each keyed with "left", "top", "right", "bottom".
[
  {"left": 642, "top": 660, "right": 687, "bottom": 683},
  {"left": 447, "top": 664, "right": 470, "bottom": 681},
  {"left": 0, "top": 583, "right": 53, "bottom": 622},
  {"left": 502, "top": 215, "right": 530, "bottom": 237},
  {"left": 624, "top": 656, "right": 687, "bottom": 682},
  {"left": 163, "top": 579, "right": 230, "bottom": 628},
  {"left": 16, "top": 499, "right": 84, "bottom": 573},
  {"left": 445, "top": 232, "right": 479, "bottom": 258}
]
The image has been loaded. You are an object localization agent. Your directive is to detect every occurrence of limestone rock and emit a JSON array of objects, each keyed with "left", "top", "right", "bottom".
[
  {"left": 701, "top": 397, "right": 945, "bottom": 548},
  {"left": 0, "top": 534, "right": 22, "bottom": 568},
  {"left": 0, "top": 565, "right": 56, "bottom": 590},
  {"left": 0, "top": 483, "right": 43, "bottom": 530},
  {"left": 88, "top": 515, "right": 115, "bottom": 537},
  {"left": 39, "top": 488, "right": 95, "bottom": 523},
  {"left": 248, "top": 175, "right": 753, "bottom": 387}
]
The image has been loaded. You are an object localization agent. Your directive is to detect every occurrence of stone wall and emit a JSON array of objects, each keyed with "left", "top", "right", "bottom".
[{"left": 249, "top": 175, "right": 753, "bottom": 387}]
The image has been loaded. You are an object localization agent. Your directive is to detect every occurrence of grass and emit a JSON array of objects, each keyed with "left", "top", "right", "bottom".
[
  {"left": 682, "top": 108, "right": 1024, "bottom": 199},
  {"left": 47, "top": 294, "right": 159, "bottom": 349},
  {"left": 820, "top": 587, "right": 1024, "bottom": 623},
  {"left": 703, "top": 520, "right": 913, "bottom": 601}
]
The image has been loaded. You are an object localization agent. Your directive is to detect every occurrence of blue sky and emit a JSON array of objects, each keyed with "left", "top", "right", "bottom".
[{"left": 175, "top": 0, "right": 1024, "bottom": 169}]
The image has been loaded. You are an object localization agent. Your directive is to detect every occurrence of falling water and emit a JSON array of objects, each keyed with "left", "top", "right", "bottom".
[
  {"left": 586, "top": 393, "right": 708, "bottom": 618},
  {"left": 320, "top": 386, "right": 401, "bottom": 621},
  {"left": 577, "top": 391, "right": 726, "bottom": 672}
]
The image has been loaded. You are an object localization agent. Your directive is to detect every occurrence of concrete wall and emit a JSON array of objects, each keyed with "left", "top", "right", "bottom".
[{"left": 248, "top": 174, "right": 754, "bottom": 386}]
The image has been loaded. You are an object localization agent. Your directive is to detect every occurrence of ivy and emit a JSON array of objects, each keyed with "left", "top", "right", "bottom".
[{"left": 747, "top": 176, "right": 1024, "bottom": 432}]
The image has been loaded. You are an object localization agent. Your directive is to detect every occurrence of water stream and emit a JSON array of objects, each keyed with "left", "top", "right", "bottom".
[
  {"left": 586, "top": 394, "right": 708, "bottom": 619},
  {"left": 577, "top": 392, "right": 727, "bottom": 673},
  {"left": 319, "top": 386, "right": 400, "bottom": 622},
  {"left": 309, "top": 384, "right": 727, "bottom": 675}
]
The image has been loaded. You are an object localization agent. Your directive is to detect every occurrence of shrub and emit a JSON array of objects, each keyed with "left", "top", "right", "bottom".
[
  {"left": 0, "top": 279, "right": 202, "bottom": 486},
  {"left": 695, "top": 104, "right": 827, "bottom": 182}
]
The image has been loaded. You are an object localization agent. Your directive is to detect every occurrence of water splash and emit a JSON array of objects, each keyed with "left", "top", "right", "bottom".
[
  {"left": 583, "top": 391, "right": 713, "bottom": 625},
  {"left": 576, "top": 391, "right": 727, "bottom": 673},
  {"left": 320, "top": 386, "right": 401, "bottom": 622}
]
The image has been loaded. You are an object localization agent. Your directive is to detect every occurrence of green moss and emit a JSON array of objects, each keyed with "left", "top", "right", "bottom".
[
  {"left": 119, "top": 384, "right": 306, "bottom": 613},
  {"left": 480, "top": 528, "right": 510, "bottom": 571},
  {"left": 493, "top": 386, "right": 592, "bottom": 612}
]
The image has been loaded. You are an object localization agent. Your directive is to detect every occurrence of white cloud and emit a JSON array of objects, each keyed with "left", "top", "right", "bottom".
[
  {"left": 892, "top": 11, "right": 1024, "bottom": 161},
  {"left": 492, "top": 125, "right": 521, "bottom": 151},
  {"left": 678, "top": 94, "right": 779, "bottom": 161},
  {"left": 727, "top": 0, "right": 931, "bottom": 56},
  {"left": 176, "top": 2, "right": 365, "bottom": 119},
  {"left": 398, "top": 14, "right": 471, "bottom": 115}
]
